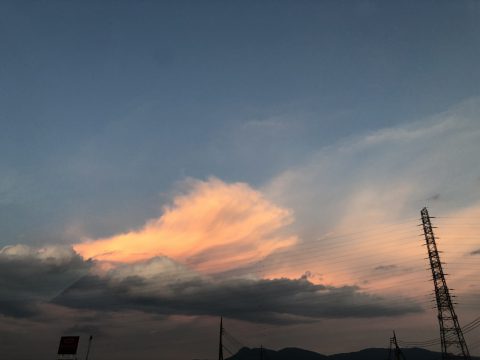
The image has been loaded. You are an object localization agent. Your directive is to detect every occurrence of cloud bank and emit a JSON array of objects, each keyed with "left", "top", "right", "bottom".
[
  {"left": 0, "top": 246, "right": 421, "bottom": 323},
  {"left": 53, "top": 257, "right": 421, "bottom": 324},
  {"left": 0, "top": 244, "right": 91, "bottom": 317}
]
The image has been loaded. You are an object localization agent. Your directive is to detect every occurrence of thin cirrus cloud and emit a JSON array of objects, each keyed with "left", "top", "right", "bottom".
[
  {"left": 261, "top": 97, "right": 480, "bottom": 297},
  {"left": 74, "top": 178, "right": 298, "bottom": 273}
]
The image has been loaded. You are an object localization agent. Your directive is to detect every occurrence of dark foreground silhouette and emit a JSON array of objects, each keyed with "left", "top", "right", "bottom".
[{"left": 221, "top": 347, "right": 480, "bottom": 360}]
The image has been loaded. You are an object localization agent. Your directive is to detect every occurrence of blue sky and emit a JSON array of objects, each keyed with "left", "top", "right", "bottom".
[
  {"left": 1, "top": 1, "right": 479, "bottom": 245},
  {"left": 0, "top": 2, "right": 480, "bottom": 359}
]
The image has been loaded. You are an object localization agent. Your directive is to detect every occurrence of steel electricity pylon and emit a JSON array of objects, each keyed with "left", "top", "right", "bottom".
[{"left": 420, "top": 207, "right": 470, "bottom": 360}]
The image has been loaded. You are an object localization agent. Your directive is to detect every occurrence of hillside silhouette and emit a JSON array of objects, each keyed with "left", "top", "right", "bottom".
[{"left": 224, "top": 346, "right": 480, "bottom": 360}]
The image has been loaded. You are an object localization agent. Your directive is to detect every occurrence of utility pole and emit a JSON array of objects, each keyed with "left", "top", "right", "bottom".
[
  {"left": 421, "top": 207, "right": 470, "bottom": 360},
  {"left": 218, "top": 317, "right": 224, "bottom": 360},
  {"left": 390, "top": 331, "right": 406, "bottom": 360},
  {"left": 260, "top": 345, "right": 264, "bottom": 360},
  {"left": 388, "top": 336, "right": 393, "bottom": 360},
  {"left": 85, "top": 335, "right": 93, "bottom": 360}
]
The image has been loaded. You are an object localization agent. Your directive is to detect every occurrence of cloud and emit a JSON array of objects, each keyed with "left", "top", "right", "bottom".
[
  {"left": 53, "top": 256, "right": 421, "bottom": 324},
  {"left": 0, "top": 244, "right": 91, "bottom": 317},
  {"left": 470, "top": 249, "right": 480, "bottom": 256},
  {"left": 373, "top": 265, "right": 397, "bottom": 272},
  {"left": 426, "top": 193, "right": 440, "bottom": 202},
  {"left": 74, "top": 178, "right": 297, "bottom": 273},
  {"left": 260, "top": 97, "right": 480, "bottom": 295},
  {"left": 266, "top": 98, "right": 480, "bottom": 225},
  {"left": 3, "top": 99, "right": 478, "bottom": 335}
]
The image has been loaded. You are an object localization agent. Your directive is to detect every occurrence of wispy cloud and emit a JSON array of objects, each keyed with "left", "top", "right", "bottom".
[
  {"left": 263, "top": 97, "right": 480, "bottom": 295},
  {"left": 373, "top": 265, "right": 398, "bottom": 272},
  {"left": 471, "top": 249, "right": 480, "bottom": 256}
]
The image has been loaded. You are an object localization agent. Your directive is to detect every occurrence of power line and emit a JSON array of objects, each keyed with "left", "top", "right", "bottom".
[{"left": 399, "top": 316, "right": 480, "bottom": 347}]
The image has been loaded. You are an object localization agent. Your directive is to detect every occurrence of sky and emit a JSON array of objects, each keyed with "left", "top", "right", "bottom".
[{"left": 0, "top": 1, "right": 480, "bottom": 359}]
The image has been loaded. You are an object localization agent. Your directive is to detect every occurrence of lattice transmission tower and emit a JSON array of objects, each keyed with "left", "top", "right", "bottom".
[{"left": 420, "top": 207, "right": 470, "bottom": 360}]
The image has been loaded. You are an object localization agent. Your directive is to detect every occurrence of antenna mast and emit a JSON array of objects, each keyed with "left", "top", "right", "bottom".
[{"left": 421, "top": 207, "right": 470, "bottom": 360}]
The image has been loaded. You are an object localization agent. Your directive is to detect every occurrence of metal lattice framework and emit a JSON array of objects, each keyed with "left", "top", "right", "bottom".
[{"left": 421, "top": 207, "right": 470, "bottom": 360}]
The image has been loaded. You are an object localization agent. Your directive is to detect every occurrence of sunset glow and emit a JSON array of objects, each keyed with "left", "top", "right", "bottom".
[
  {"left": 2, "top": 3, "right": 479, "bottom": 359},
  {"left": 74, "top": 178, "right": 297, "bottom": 272}
]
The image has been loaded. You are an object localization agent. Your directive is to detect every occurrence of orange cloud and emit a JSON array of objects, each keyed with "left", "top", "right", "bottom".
[{"left": 74, "top": 178, "right": 297, "bottom": 273}]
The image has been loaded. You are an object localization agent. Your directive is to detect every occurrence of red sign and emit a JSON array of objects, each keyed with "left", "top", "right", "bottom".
[{"left": 57, "top": 336, "right": 80, "bottom": 355}]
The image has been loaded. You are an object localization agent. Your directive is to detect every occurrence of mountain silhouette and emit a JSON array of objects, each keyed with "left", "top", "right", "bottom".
[
  {"left": 227, "top": 347, "right": 328, "bottom": 360},
  {"left": 225, "top": 347, "right": 479, "bottom": 360}
]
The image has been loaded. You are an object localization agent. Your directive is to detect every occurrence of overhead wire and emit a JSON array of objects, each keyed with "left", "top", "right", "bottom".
[
  {"left": 222, "top": 215, "right": 479, "bottom": 355},
  {"left": 58, "top": 233, "right": 478, "bottom": 312},
  {"left": 398, "top": 317, "right": 480, "bottom": 347},
  {"left": 52, "top": 216, "right": 480, "bottom": 347}
]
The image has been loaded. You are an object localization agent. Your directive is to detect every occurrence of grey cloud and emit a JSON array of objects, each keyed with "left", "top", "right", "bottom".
[
  {"left": 53, "top": 257, "right": 422, "bottom": 324},
  {"left": 0, "top": 300, "right": 39, "bottom": 318},
  {"left": 470, "top": 249, "right": 480, "bottom": 255},
  {"left": 373, "top": 265, "right": 397, "bottom": 271},
  {"left": 426, "top": 193, "right": 441, "bottom": 202},
  {"left": 65, "top": 323, "right": 104, "bottom": 336},
  {"left": 0, "top": 244, "right": 92, "bottom": 317}
]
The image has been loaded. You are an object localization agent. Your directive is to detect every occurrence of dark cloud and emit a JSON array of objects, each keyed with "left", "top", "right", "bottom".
[
  {"left": 470, "top": 249, "right": 480, "bottom": 256},
  {"left": 0, "top": 300, "right": 39, "bottom": 318},
  {"left": 426, "top": 193, "right": 441, "bottom": 202},
  {"left": 0, "top": 247, "right": 422, "bottom": 323},
  {"left": 0, "top": 244, "right": 92, "bottom": 317},
  {"left": 373, "top": 264, "right": 397, "bottom": 272},
  {"left": 65, "top": 323, "right": 104, "bottom": 336},
  {"left": 53, "top": 257, "right": 422, "bottom": 324}
]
